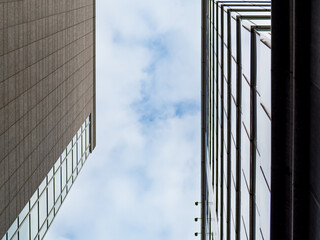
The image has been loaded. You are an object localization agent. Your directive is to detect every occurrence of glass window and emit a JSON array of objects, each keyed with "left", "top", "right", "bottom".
[
  {"left": 257, "top": 106, "right": 271, "bottom": 185},
  {"left": 39, "top": 223, "right": 47, "bottom": 240},
  {"left": 78, "top": 140, "right": 82, "bottom": 162},
  {"left": 47, "top": 168, "right": 53, "bottom": 181},
  {"left": 48, "top": 211, "right": 54, "bottom": 226},
  {"left": 19, "top": 203, "right": 29, "bottom": 224},
  {"left": 54, "top": 169, "right": 61, "bottom": 201},
  {"left": 30, "top": 205, "right": 38, "bottom": 240},
  {"left": 231, "top": 18, "right": 237, "bottom": 60},
  {"left": 39, "top": 178, "right": 46, "bottom": 196},
  {"left": 30, "top": 190, "right": 38, "bottom": 209},
  {"left": 61, "top": 159, "right": 67, "bottom": 190},
  {"left": 67, "top": 141, "right": 72, "bottom": 155},
  {"left": 47, "top": 180, "right": 54, "bottom": 211},
  {"left": 61, "top": 149, "right": 66, "bottom": 162},
  {"left": 82, "top": 134, "right": 85, "bottom": 155},
  {"left": 7, "top": 220, "right": 18, "bottom": 240},
  {"left": 86, "top": 126, "right": 90, "bottom": 148},
  {"left": 62, "top": 188, "right": 67, "bottom": 201},
  {"left": 39, "top": 191, "right": 47, "bottom": 229},
  {"left": 240, "top": 25, "right": 251, "bottom": 79},
  {"left": 257, "top": 34, "right": 271, "bottom": 115},
  {"left": 241, "top": 124, "right": 250, "bottom": 181},
  {"left": 55, "top": 198, "right": 62, "bottom": 214},
  {"left": 54, "top": 157, "right": 61, "bottom": 173},
  {"left": 18, "top": 216, "right": 29, "bottom": 240},
  {"left": 223, "top": 45, "right": 228, "bottom": 79},
  {"left": 241, "top": 77, "right": 251, "bottom": 132},
  {"left": 67, "top": 153, "right": 72, "bottom": 180},
  {"left": 73, "top": 146, "right": 77, "bottom": 171}
]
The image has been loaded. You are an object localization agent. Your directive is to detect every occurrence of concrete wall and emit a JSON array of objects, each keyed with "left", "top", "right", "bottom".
[{"left": 0, "top": 0, "right": 96, "bottom": 236}]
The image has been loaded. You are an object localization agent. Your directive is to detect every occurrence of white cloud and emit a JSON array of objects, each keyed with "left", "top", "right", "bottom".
[{"left": 45, "top": 0, "right": 201, "bottom": 239}]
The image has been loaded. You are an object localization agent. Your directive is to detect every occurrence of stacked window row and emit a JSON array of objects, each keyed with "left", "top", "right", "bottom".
[
  {"left": 203, "top": 1, "right": 271, "bottom": 240},
  {"left": 2, "top": 116, "right": 91, "bottom": 240}
]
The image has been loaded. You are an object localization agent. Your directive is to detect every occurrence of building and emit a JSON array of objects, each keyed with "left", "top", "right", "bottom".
[
  {"left": 201, "top": 0, "right": 320, "bottom": 239},
  {"left": 0, "top": 1, "right": 96, "bottom": 239}
]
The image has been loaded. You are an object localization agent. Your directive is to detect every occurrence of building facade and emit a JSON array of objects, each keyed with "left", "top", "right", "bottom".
[
  {"left": 201, "top": 0, "right": 320, "bottom": 239},
  {"left": 201, "top": 1, "right": 271, "bottom": 239},
  {"left": 0, "top": 1, "right": 96, "bottom": 239}
]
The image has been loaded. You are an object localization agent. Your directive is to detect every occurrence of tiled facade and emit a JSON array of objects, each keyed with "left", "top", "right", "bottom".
[{"left": 0, "top": 0, "right": 96, "bottom": 237}]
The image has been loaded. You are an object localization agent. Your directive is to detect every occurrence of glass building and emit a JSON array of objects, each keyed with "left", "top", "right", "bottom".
[
  {"left": 0, "top": 1, "right": 96, "bottom": 239},
  {"left": 201, "top": 0, "right": 320, "bottom": 239},
  {"left": 201, "top": 1, "right": 271, "bottom": 239}
]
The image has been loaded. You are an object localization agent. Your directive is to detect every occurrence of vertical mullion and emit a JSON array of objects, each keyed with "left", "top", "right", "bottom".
[
  {"left": 226, "top": 8, "right": 232, "bottom": 240},
  {"left": 249, "top": 28, "right": 257, "bottom": 240},
  {"left": 235, "top": 16, "right": 242, "bottom": 240},
  {"left": 220, "top": 4, "right": 225, "bottom": 240}
]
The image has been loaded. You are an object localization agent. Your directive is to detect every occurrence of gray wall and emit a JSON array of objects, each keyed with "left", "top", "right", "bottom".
[{"left": 0, "top": 0, "right": 96, "bottom": 236}]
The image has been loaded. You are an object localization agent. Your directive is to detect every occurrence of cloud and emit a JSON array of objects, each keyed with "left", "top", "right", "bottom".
[{"left": 45, "top": 0, "right": 201, "bottom": 239}]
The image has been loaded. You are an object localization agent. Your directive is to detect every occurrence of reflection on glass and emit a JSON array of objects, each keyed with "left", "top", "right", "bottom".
[
  {"left": 54, "top": 169, "right": 61, "bottom": 201},
  {"left": 18, "top": 216, "right": 29, "bottom": 240},
  {"left": 7, "top": 220, "right": 17, "bottom": 240},
  {"left": 19, "top": 203, "right": 29, "bottom": 223},
  {"left": 39, "top": 192, "right": 47, "bottom": 228},
  {"left": 30, "top": 206, "right": 38, "bottom": 240},
  {"left": 1, "top": 116, "right": 91, "bottom": 240},
  {"left": 47, "top": 180, "right": 53, "bottom": 211}
]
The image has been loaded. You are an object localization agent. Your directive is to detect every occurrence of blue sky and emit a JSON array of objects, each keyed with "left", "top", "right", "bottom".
[{"left": 45, "top": 0, "right": 201, "bottom": 239}]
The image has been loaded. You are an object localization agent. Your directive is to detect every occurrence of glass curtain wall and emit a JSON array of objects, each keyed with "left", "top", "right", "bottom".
[
  {"left": 1, "top": 116, "right": 91, "bottom": 240},
  {"left": 202, "top": 1, "right": 271, "bottom": 240}
]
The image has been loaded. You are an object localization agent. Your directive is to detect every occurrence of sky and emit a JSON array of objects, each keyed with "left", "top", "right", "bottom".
[{"left": 45, "top": 0, "right": 201, "bottom": 239}]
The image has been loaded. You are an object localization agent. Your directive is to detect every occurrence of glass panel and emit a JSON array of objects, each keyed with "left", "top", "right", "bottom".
[
  {"left": 67, "top": 179, "right": 72, "bottom": 191},
  {"left": 54, "top": 158, "right": 61, "bottom": 173},
  {"left": 55, "top": 198, "right": 61, "bottom": 214},
  {"left": 30, "top": 205, "right": 38, "bottom": 240},
  {"left": 231, "top": 18, "right": 237, "bottom": 60},
  {"left": 241, "top": 77, "right": 251, "bottom": 131},
  {"left": 61, "top": 149, "right": 66, "bottom": 162},
  {"left": 78, "top": 161, "right": 82, "bottom": 172},
  {"left": 11, "top": 234, "right": 18, "bottom": 240},
  {"left": 67, "top": 141, "right": 72, "bottom": 154},
  {"left": 47, "top": 211, "right": 54, "bottom": 226},
  {"left": 18, "top": 216, "right": 29, "bottom": 240},
  {"left": 1, "top": 234, "right": 6, "bottom": 240},
  {"left": 62, "top": 188, "right": 67, "bottom": 201},
  {"left": 39, "top": 191, "right": 47, "bottom": 229},
  {"left": 72, "top": 147, "right": 77, "bottom": 171},
  {"left": 86, "top": 126, "right": 90, "bottom": 148},
  {"left": 82, "top": 134, "right": 85, "bottom": 155},
  {"left": 47, "top": 168, "right": 53, "bottom": 181},
  {"left": 19, "top": 203, "right": 29, "bottom": 224},
  {"left": 77, "top": 128, "right": 81, "bottom": 139},
  {"left": 30, "top": 191, "right": 38, "bottom": 209},
  {"left": 241, "top": 124, "right": 250, "bottom": 180},
  {"left": 78, "top": 141, "right": 81, "bottom": 162},
  {"left": 241, "top": 24, "right": 251, "bottom": 79},
  {"left": 7, "top": 220, "right": 18, "bottom": 240},
  {"left": 67, "top": 153, "right": 72, "bottom": 180},
  {"left": 54, "top": 169, "right": 61, "bottom": 201},
  {"left": 47, "top": 180, "right": 53, "bottom": 211},
  {"left": 39, "top": 178, "right": 46, "bottom": 195},
  {"left": 61, "top": 159, "right": 67, "bottom": 190},
  {"left": 257, "top": 106, "right": 271, "bottom": 185},
  {"left": 38, "top": 223, "right": 47, "bottom": 240},
  {"left": 73, "top": 171, "right": 77, "bottom": 181},
  {"left": 257, "top": 36, "right": 271, "bottom": 114}
]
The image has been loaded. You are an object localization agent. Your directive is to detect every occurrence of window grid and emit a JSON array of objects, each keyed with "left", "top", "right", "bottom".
[{"left": 2, "top": 117, "right": 91, "bottom": 240}]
